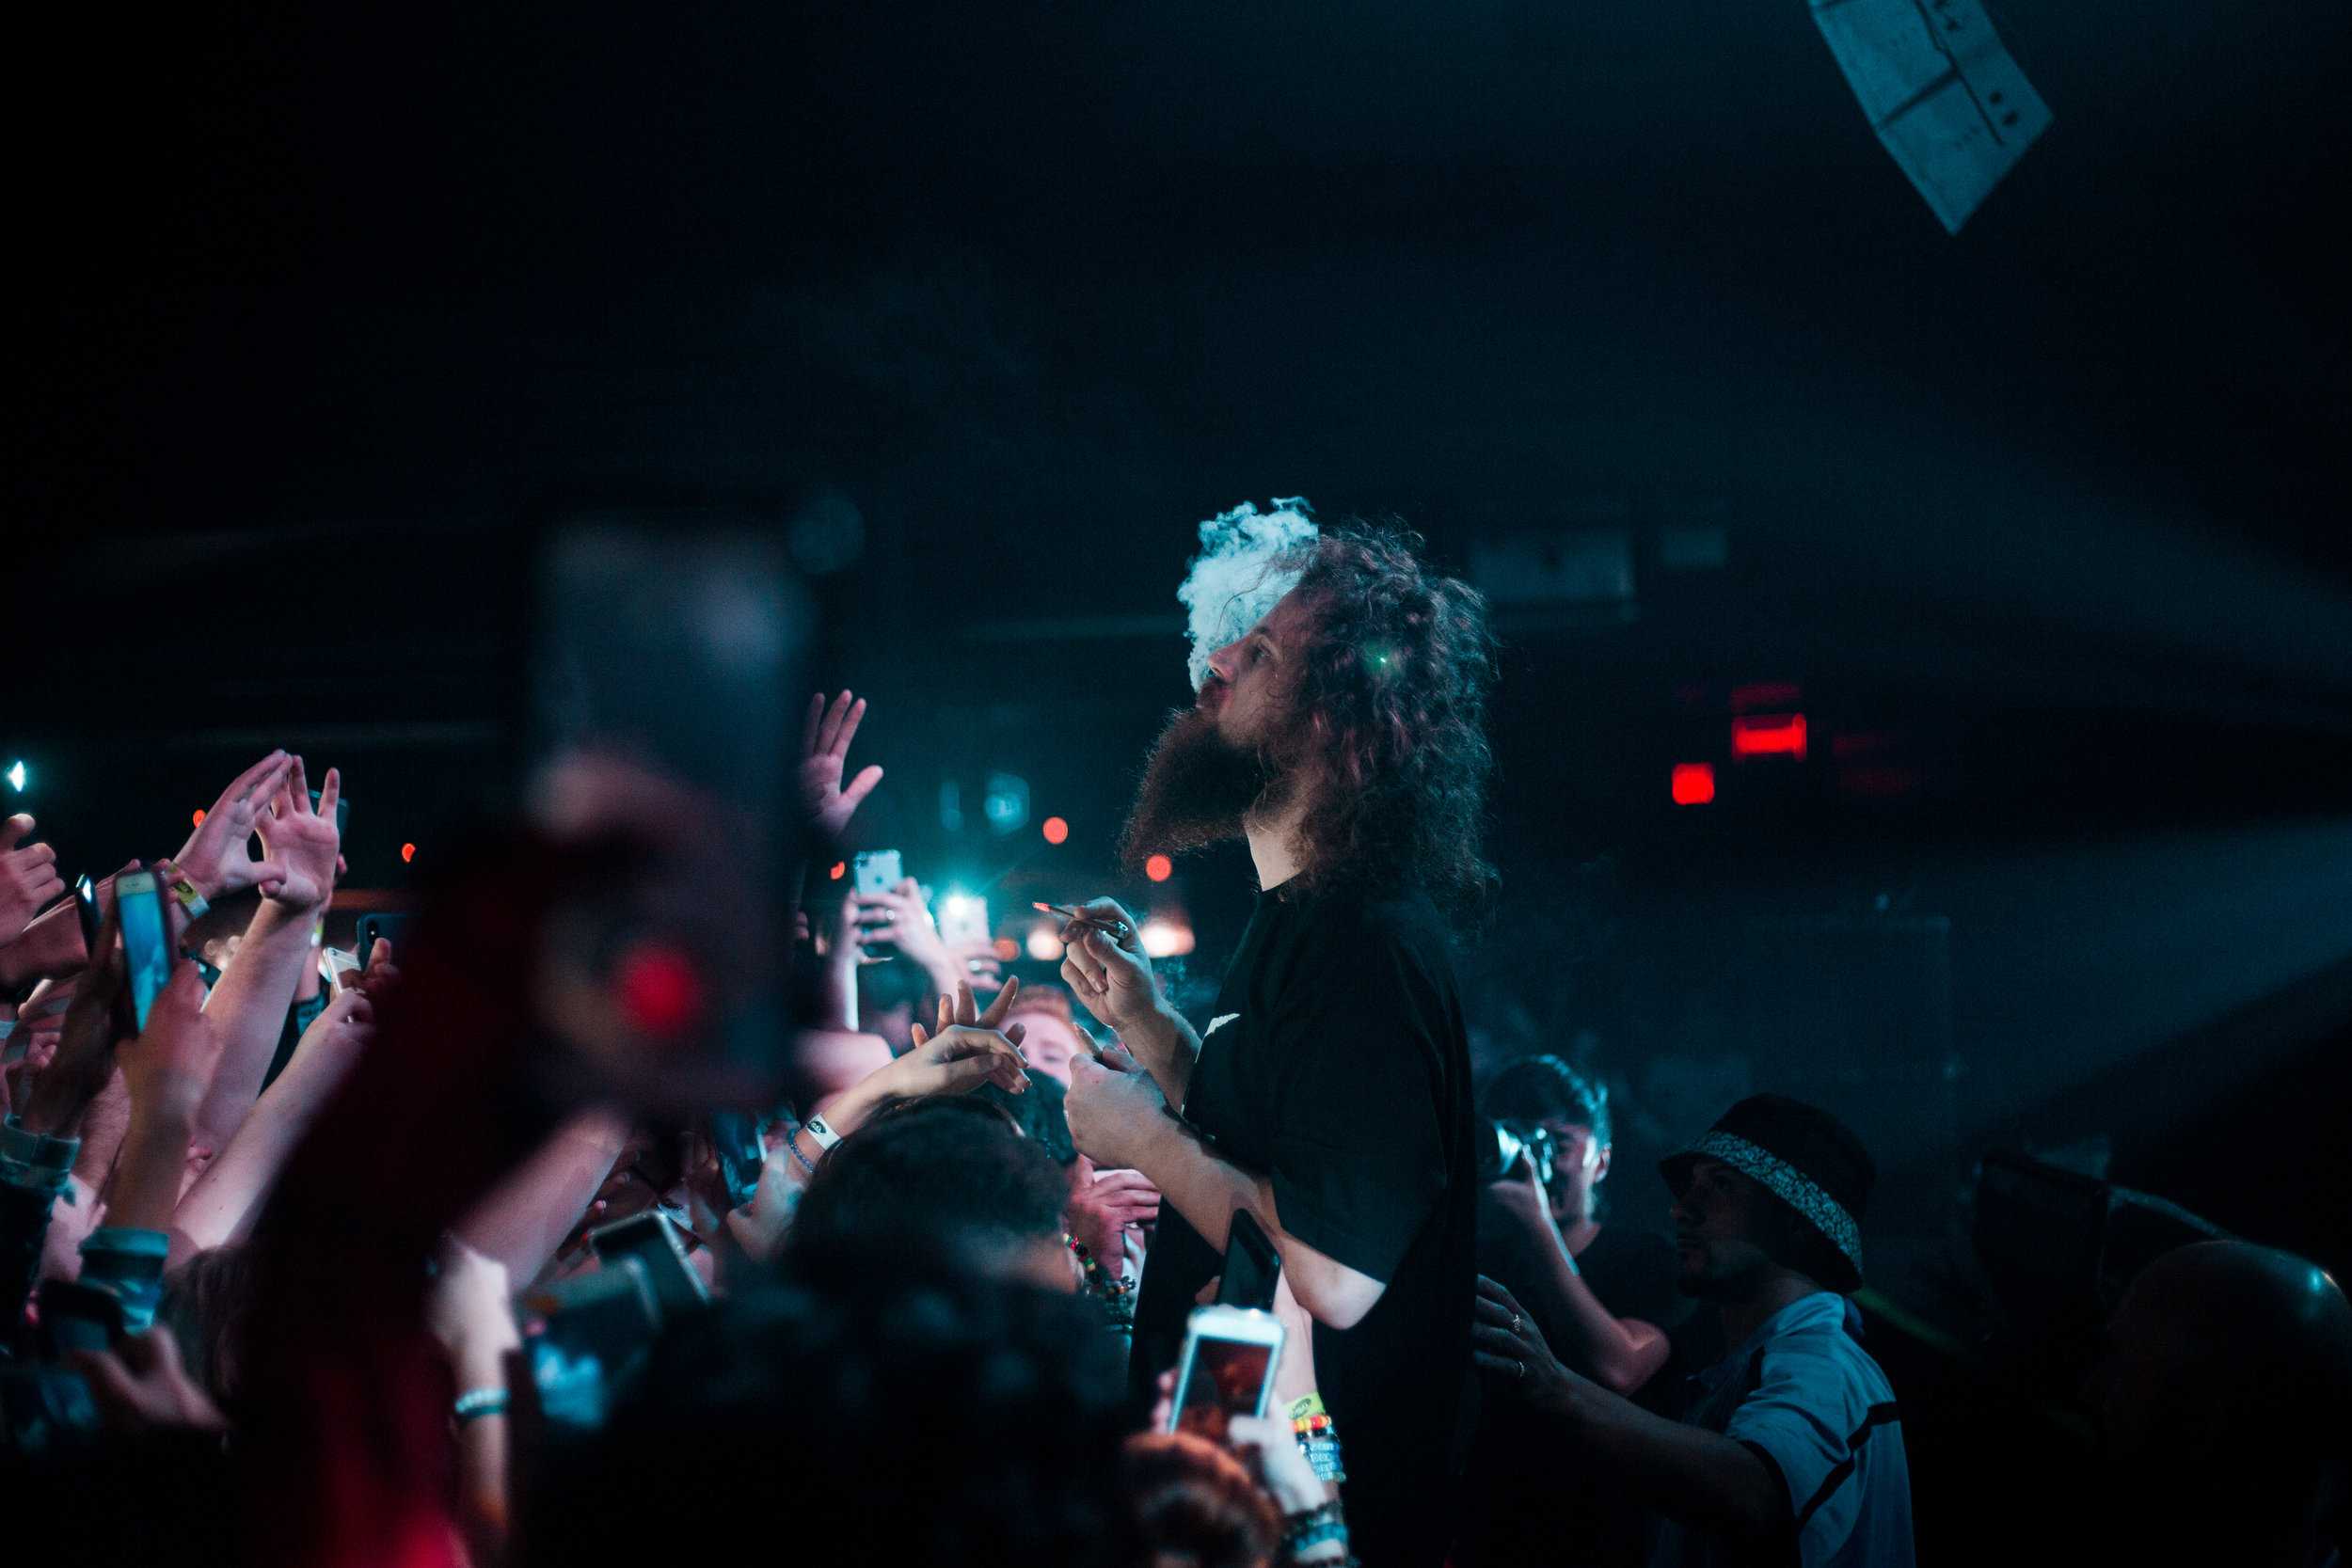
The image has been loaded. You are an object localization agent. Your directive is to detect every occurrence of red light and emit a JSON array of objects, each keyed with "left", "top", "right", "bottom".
[
  {"left": 1144, "top": 853, "right": 1174, "bottom": 882},
  {"left": 614, "top": 942, "right": 705, "bottom": 1039},
  {"left": 1671, "top": 763, "right": 1716, "bottom": 805},
  {"left": 992, "top": 937, "right": 1020, "bottom": 962},
  {"left": 400, "top": 842, "right": 417, "bottom": 863},
  {"left": 829, "top": 861, "right": 846, "bottom": 880},
  {"left": 1730, "top": 713, "right": 1807, "bottom": 761},
  {"left": 1041, "top": 816, "right": 1070, "bottom": 846},
  {"left": 192, "top": 809, "right": 207, "bottom": 827}
]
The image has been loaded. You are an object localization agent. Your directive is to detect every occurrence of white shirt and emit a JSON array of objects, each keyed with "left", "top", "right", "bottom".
[{"left": 1650, "top": 1291, "right": 1915, "bottom": 1568}]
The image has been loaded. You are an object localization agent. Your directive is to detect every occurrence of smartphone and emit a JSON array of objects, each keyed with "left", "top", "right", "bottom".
[
  {"left": 355, "top": 913, "right": 411, "bottom": 965},
  {"left": 851, "top": 849, "right": 903, "bottom": 898},
  {"left": 37, "top": 1278, "right": 127, "bottom": 1356},
  {"left": 1217, "top": 1210, "right": 1283, "bottom": 1312},
  {"left": 114, "top": 872, "right": 170, "bottom": 1031},
  {"left": 1166, "top": 1304, "right": 1286, "bottom": 1438},
  {"left": 72, "top": 875, "right": 101, "bottom": 955},
  {"left": 587, "top": 1209, "right": 710, "bottom": 1320},
  {"left": 936, "top": 893, "right": 990, "bottom": 950},
  {"left": 322, "top": 946, "right": 362, "bottom": 995}
]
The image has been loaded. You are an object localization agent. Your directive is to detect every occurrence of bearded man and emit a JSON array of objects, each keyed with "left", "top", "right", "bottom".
[{"left": 1060, "top": 504, "right": 1497, "bottom": 1568}]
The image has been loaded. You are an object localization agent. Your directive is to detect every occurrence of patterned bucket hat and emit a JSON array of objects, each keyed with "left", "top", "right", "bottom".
[{"left": 1661, "top": 1094, "right": 1876, "bottom": 1292}]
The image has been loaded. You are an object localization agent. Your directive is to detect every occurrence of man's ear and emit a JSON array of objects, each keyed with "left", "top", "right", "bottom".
[{"left": 1592, "top": 1142, "right": 1613, "bottom": 1183}]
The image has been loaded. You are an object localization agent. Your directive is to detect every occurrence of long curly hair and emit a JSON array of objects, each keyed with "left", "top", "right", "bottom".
[{"left": 1267, "top": 520, "right": 1500, "bottom": 917}]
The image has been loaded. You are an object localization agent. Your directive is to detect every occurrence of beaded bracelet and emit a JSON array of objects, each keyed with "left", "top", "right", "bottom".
[
  {"left": 780, "top": 1122, "right": 820, "bottom": 1178},
  {"left": 1065, "top": 1234, "right": 1137, "bottom": 1326}
]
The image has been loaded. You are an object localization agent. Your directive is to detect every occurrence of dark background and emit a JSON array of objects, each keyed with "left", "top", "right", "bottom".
[{"left": 11, "top": 0, "right": 2351, "bottom": 1497}]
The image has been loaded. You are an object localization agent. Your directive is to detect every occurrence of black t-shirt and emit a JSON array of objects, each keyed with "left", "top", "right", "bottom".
[
  {"left": 1130, "top": 881, "right": 1478, "bottom": 1568},
  {"left": 1463, "top": 1202, "right": 1691, "bottom": 1568}
]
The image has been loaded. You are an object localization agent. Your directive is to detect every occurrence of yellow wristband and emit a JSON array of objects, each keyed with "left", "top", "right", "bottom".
[{"left": 1288, "top": 1392, "right": 1326, "bottom": 1422}]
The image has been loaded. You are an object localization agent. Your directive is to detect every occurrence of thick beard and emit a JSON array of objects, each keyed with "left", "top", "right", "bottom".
[{"left": 1119, "top": 706, "right": 1279, "bottom": 872}]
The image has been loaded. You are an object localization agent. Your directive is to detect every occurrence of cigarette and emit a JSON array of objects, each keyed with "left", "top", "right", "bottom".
[{"left": 1032, "top": 901, "right": 1132, "bottom": 939}]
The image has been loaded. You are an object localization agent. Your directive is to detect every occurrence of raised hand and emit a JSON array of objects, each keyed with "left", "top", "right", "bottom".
[
  {"left": 171, "top": 751, "right": 294, "bottom": 900},
  {"left": 117, "top": 961, "right": 224, "bottom": 1130},
  {"left": 13, "top": 905, "right": 131, "bottom": 1136},
  {"left": 887, "top": 977, "right": 1031, "bottom": 1098},
  {"left": 1063, "top": 1038, "right": 1172, "bottom": 1169},
  {"left": 1057, "top": 897, "right": 1163, "bottom": 1037},
  {"left": 0, "top": 815, "right": 65, "bottom": 942},
  {"left": 252, "top": 758, "right": 342, "bottom": 910},
  {"left": 68, "top": 1331, "right": 227, "bottom": 1436},
  {"left": 798, "top": 690, "right": 884, "bottom": 840},
  {"left": 1473, "top": 1274, "right": 1582, "bottom": 1418}
]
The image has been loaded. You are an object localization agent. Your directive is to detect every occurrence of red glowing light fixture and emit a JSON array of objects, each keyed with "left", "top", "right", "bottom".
[
  {"left": 1041, "top": 816, "right": 1070, "bottom": 846},
  {"left": 828, "top": 861, "right": 846, "bottom": 880},
  {"left": 400, "top": 842, "right": 417, "bottom": 863},
  {"left": 1144, "top": 853, "right": 1174, "bottom": 883},
  {"left": 1671, "top": 763, "right": 1716, "bottom": 806},
  {"left": 1730, "top": 713, "right": 1807, "bottom": 761},
  {"left": 993, "top": 937, "right": 1021, "bottom": 962},
  {"left": 192, "top": 809, "right": 207, "bottom": 827}
]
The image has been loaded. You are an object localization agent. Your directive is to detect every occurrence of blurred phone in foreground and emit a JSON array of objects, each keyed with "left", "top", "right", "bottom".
[
  {"left": 936, "top": 893, "right": 990, "bottom": 951},
  {"left": 587, "top": 1208, "right": 709, "bottom": 1320},
  {"left": 851, "top": 849, "right": 903, "bottom": 898},
  {"left": 1167, "top": 1303, "right": 1285, "bottom": 1439},
  {"left": 113, "top": 872, "right": 169, "bottom": 1031}
]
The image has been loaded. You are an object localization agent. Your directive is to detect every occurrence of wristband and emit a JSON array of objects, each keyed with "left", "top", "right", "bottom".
[
  {"left": 1288, "top": 1392, "right": 1327, "bottom": 1422},
  {"left": 151, "top": 860, "right": 211, "bottom": 924},
  {"left": 782, "top": 1125, "right": 820, "bottom": 1177},
  {"left": 0, "top": 1115, "right": 81, "bottom": 1193},
  {"left": 802, "top": 1113, "right": 842, "bottom": 1150},
  {"left": 453, "top": 1387, "right": 511, "bottom": 1422}
]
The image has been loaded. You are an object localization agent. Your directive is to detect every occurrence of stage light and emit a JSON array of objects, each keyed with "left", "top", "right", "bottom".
[
  {"left": 401, "top": 843, "right": 417, "bottom": 863},
  {"left": 943, "top": 895, "right": 978, "bottom": 922},
  {"left": 1025, "top": 926, "right": 1065, "bottom": 961},
  {"left": 5, "top": 762, "right": 24, "bottom": 792},
  {"left": 1145, "top": 853, "right": 1173, "bottom": 883},
  {"left": 1041, "top": 816, "right": 1070, "bottom": 846},
  {"left": 829, "top": 861, "right": 846, "bottom": 880},
  {"left": 1730, "top": 713, "right": 1808, "bottom": 761},
  {"left": 1139, "top": 919, "right": 1195, "bottom": 958},
  {"left": 993, "top": 937, "right": 1021, "bottom": 962},
  {"left": 1672, "top": 763, "right": 1717, "bottom": 806},
  {"left": 192, "top": 810, "right": 207, "bottom": 828}
]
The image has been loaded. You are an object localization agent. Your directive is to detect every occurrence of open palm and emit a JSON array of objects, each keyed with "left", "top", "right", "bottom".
[
  {"left": 799, "top": 690, "right": 884, "bottom": 840},
  {"left": 254, "top": 759, "right": 342, "bottom": 909}
]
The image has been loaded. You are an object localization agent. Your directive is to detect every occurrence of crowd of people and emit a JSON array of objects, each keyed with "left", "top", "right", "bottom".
[{"left": 6, "top": 517, "right": 2350, "bottom": 1567}]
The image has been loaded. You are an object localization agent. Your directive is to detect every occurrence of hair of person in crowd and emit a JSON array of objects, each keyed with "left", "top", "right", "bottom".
[
  {"left": 156, "top": 1240, "right": 260, "bottom": 1413},
  {"left": 517, "top": 1254, "right": 1138, "bottom": 1568},
  {"left": 1481, "top": 1053, "right": 1612, "bottom": 1147},
  {"left": 1121, "top": 1430, "right": 1286, "bottom": 1568},
  {"left": 783, "top": 1095, "right": 1075, "bottom": 1291}
]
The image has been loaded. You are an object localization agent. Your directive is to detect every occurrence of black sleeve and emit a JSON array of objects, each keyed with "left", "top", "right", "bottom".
[{"left": 1263, "top": 915, "right": 1450, "bottom": 1283}]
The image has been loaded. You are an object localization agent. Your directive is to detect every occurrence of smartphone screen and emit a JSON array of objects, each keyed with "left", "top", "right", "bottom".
[
  {"left": 114, "top": 873, "right": 170, "bottom": 1030},
  {"left": 1168, "top": 1311, "right": 1283, "bottom": 1439},
  {"left": 1216, "top": 1210, "right": 1282, "bottom": 1312},
  {"left": 72, "top": 875, "right": 101, "bottom": 953}
]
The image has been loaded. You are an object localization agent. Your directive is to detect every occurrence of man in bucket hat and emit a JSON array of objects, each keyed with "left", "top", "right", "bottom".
[{"left": 1473, "top": 1095, "right": 1915, "bottom": 1568}]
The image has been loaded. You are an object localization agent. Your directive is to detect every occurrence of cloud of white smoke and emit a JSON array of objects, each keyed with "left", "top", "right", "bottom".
[{"left": 1176, "top": 498, "right": 1320, "bottom": 691}]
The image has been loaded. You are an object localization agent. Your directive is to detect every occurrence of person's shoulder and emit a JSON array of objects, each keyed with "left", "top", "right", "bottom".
[
  {"left": 1289, "top": 883, "right": 1454, "bottom": 964},
  {"left": 1756, "top": 1298, "right": 1896, "bottom": 1401}
]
